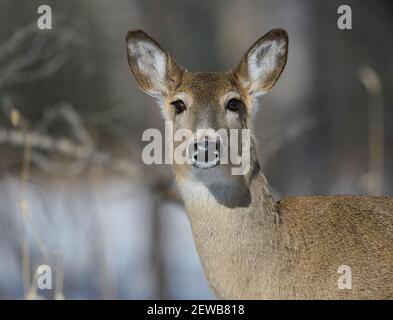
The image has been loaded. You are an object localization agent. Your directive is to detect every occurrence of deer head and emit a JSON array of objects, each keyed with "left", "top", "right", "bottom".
[{"left": 126, "top": 29, "right": 288, "bottom": 183}]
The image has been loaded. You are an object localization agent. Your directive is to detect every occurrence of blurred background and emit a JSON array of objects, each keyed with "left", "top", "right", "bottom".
[{"left": 0, "top": 0, "right": 392, "bottom": 299}]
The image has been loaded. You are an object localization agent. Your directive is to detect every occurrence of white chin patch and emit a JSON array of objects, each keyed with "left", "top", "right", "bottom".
[{"left": 189, "top": 165, "right": 231, "bottom": 185}]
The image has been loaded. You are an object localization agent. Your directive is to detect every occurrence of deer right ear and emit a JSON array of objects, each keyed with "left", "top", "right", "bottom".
[
  {"left": 126, "top": 30, "right": 184, "bottom": 99},
  {"left": 233, "top": 29, "right": 288, "bottom": 98}
]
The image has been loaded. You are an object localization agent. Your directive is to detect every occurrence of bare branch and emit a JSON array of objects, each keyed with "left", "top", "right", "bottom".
[
  {"left": 0, "top": 22, "right": 37, "bottom": 60},
  {"left": 0, "top": 20, "right": 86, "bottom": 87},
  {"left": 0, "top": 126, "right": 182, "bottom": 204}
]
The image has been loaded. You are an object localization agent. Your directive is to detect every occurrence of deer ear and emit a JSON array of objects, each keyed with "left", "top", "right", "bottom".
[
  {"left": 126, "top": 30, "right": 184, "bottom": 99},
  {"left": 233, "top": 29, "right": 288, "bottom": 97}
]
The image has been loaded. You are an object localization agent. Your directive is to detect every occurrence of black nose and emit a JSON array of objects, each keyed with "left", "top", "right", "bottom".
[{"left": 190, "top": 136, "right": 220, "bottom": 168}]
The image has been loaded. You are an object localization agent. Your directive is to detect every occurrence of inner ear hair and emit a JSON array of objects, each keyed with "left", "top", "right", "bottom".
[
  {"left": 126, "top": 29, "right": 185, "bottom": 98},
  {"left": 233, "top": 29, "right": 288, "bottom": 96}
]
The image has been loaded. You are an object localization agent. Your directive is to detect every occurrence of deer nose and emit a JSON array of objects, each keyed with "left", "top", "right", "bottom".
[{"left": 189, "top": 136, "right": 220, "bottom": 169}]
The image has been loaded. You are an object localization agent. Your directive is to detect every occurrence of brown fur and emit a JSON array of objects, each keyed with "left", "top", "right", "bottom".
[
  {"left": 126, "top": 29, "right": 393, "bottom": 299},
  {"left": 180, "top": 173, "right": 393, "bottom": 299}
]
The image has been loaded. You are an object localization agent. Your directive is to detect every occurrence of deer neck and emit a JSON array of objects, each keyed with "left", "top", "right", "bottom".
[{"left": 174, "top": 160, "right": 282, "bottom": 298}]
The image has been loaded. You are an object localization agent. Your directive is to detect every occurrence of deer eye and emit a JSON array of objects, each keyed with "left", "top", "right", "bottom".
[
  {"left": 171, "top": 100, "right": 186, "bottom": 114},
  {"left": 226, "top": 98, "right": 242, "bottom": 112}
]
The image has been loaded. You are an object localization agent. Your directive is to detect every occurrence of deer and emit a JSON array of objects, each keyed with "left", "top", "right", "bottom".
[{"left": 126, "top": 28, "right": 393, "bottom": 299}]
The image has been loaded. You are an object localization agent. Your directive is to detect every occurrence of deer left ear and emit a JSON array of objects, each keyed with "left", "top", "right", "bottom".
[{"left": 233, "top": 29, "right": 288, "bottom": 97}]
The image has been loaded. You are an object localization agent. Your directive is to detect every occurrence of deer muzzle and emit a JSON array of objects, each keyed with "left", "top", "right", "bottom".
[{"left": 189, "top": 136, "right": 221, "bottom": 169}]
